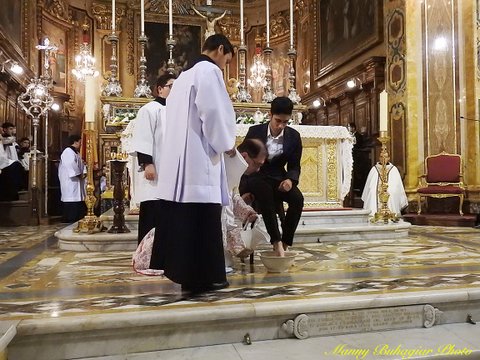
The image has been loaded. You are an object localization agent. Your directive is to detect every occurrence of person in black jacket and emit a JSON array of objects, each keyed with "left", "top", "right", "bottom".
[{"left": 239, "top": 97, "right": 304, "bottom": 257}]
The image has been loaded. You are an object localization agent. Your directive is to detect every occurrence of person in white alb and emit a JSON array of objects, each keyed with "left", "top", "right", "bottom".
[
  {"left": 58, "top": 134, "right": 86, "bottom": 223},
  {"left": 129, "top": 73, "right": 176, "bottom": 244},
  {"left": 150, "top": 34, "right": 237, "bottom": 294}
]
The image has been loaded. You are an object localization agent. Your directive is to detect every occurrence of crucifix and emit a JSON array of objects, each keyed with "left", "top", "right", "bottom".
[
  {"left": 192, "top": 1, "right": 230, "bottom": 39},
  {"left": 36, "top": 37, "right": 58, "bottom": 82}
]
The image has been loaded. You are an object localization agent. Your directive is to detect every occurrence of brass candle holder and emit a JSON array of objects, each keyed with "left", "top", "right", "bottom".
[
  {"left": 371, "top": 131, "right": 399, "bottom": 224},
  {"left": 75, "top": 129, "right": 104, "bottom": 233}
]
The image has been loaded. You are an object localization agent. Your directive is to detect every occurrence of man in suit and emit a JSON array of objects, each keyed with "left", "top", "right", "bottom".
[{"left": 240, "top": 97, "right": 304, "bottom": 257}]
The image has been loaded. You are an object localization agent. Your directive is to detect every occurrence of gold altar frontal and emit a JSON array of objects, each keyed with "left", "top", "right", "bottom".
[{"left": 1, "top": 225, "right": 480, "bottom": 359}]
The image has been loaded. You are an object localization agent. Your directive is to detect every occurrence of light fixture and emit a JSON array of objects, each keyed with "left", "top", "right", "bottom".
[
  {"left": 312, "top": 97, "right": 326, "bottom": 108},
  {"left": 0, "top": 51, "right": 24, "bottom": 75},
  {"left": 72, "top": 20, "right": 99, "bottom": 82},
  {"left": 346, "top": 77, "right": 363, "bottom": 89},
  {"left": 248, "top": 44, "right": 268, "bottom": 89},
  {"left": 51, "top": 103, "right": 60, "bottom": 111}
]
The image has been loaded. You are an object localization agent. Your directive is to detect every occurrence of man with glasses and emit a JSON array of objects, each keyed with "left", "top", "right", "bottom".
[{"left": 130, "top": 73, "right": 176, "bottom": 244}]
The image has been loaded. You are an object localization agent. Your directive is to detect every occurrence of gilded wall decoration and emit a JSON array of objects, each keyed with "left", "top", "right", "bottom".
[
  {"left": 270, "top": 10, "right": 289, "bottom": 40},
  {"left": 326, "top": 139, "right": 337, "bottom": 201},
  {"left": 42, "top": 0, "right": 72, "bottom": 23},
  {"left": 147, "top": 0, "right": 193, "bottom": 15},
  {"left": 423, "top": 0, "right": 458, "bottom": 155},
  {"left": 0, "top": 0, "right": 22, "bottom": 49},
  {"left": 126, "top": 9, "right": 135, "bottom": 76},
  {"left": 92, "top": 3, "right": 125, "bottom": 31},
  {"left": 385, "top": 2, "right": 406, "bottom": 177},
  {"left": 477, "top": 0, "right": 480, "bottom": 79}
]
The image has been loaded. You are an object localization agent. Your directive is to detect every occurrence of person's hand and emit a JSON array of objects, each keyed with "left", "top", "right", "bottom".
[
  {"left": 278, "top": 179, "right": 293, "bottom": 192},
  {"left": 241, "top": 192, "right": 255, "bottom": 205},
  {"left": 246, "top": 210, "right": 258, "bottom": 224},
  {"left": 144, "top": 164, "right": 156, "bottom": 181},
  {"left": 225, "top": 148, "right": 236, "bottom": 157}
]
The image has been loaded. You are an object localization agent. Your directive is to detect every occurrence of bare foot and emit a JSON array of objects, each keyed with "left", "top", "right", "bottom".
[{"left": 273, "top": 241, "right": 285, "bottom": 257}]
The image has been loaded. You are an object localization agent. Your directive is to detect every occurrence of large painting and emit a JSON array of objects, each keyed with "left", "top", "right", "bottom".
[
  {"left": 144, "top": 22, "right": 202, "bottom": 86},
  {"left": 42, "top": 19, "right": 68, "bottom": 93},
  {"left": 315, "top": 0, "right": 382, "bottom": 78},
  {"left": 0, "top": 0, "right": 22, "bottom": 49}
]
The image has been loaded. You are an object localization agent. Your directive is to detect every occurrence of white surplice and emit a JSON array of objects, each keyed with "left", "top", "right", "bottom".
[
  {"left": 0, "top": 135, "right": 15, "bottom": 171},
  {"left": 129, "top": 100, "right": 166, "bottom": 204},
  {"left": 361, "top": 163, "right": 408, "bottom": 216},
  {"left": 1, "top": 136, "right": 19, "bottom": 162},
  {"left": 58, "top": 147, "right": 85, "bottom": 202},
  {"left": 157, "top": 60, "right": 236, "bottom": 206}
]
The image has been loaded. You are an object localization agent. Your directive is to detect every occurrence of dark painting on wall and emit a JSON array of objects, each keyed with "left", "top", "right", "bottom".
[
  {"left": 315, "top": 0, "right": 382, "bottom": 78},
  {"left": 0, "top": 0, "right": 22, "bottom": 49},
  {"left": 144, "top": 22, "right": 202, "bottom": 87}
]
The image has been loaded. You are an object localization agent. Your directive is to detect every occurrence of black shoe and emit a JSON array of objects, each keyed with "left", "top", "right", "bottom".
[
  {"left": 181, "top": 281, "right": 229, "bottom": 294},
  {"left": 208, "top": 281, "right": 229, "bottom": 291}
]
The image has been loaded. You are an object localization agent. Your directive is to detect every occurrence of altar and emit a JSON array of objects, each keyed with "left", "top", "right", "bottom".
[{"left": 237, "top": 124, "right": 353, "bottom": 208}]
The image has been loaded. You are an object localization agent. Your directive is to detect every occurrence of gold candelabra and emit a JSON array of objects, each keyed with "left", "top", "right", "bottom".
[
  {"left": 75, "top": 128, "right": 104, "bottom": 233},
  {"left": 371, "top": 131, "right": 399, "bottom": 224}
]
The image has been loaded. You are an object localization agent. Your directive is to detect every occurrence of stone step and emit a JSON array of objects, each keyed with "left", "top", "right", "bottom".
[{"left": 0, "top": 200, "right": 30, "bottom": 226}]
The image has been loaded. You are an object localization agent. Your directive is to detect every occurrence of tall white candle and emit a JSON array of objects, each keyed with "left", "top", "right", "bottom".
[
  {"left": 85, "top": 76, "right": 97, "bottom": 123},
  {"left": 111, "top": 0, "right": 115, "bottom": 32},
  {"left": 266, "top": 0, "right": 270, "bottom": 47},
  {"left": 168, "top": 0, "right": 173, "bottom": 36},
  {"left": 289, "top": 0, "right": 294, "bottom": 47},
  {"left": 379, "top": 90, "right": 388, "bottom": 132},
  {"left": 140, "top": 0, "right": 145, "bottom": 33},
  {"left": 240, "top": 0, "right": 244, "bottom": 44}
]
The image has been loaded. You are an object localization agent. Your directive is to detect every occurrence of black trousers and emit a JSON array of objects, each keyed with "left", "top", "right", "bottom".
[
  {"left": 0, "top": 162, "right": 23, "bottom": 201},
  {"left": 150, "top": 200, "right": 226, "bottom": 288},
  {"left": 240, "top": 174, "right": 304, "bottom": 246},
  {"left": 62, "top": 201, "right": 87, "bottom": 223},
  {"left": 137, "top": 200, "right": 159, "bottom": 245}
]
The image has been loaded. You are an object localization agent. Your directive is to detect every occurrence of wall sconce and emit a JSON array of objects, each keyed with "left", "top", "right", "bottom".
[
  {"left": 346, "top": 77, "right": 363, "bottom": 90},
  {"left": 312, "top": 97, "right": 326, "bottom": 108},
  {"left": 0, "top": 51, "right": 24, "bottom": 75}
]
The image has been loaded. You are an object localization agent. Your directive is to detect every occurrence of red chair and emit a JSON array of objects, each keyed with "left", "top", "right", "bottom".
[{"left": 417, "top": 152, "right": 465, "bottom": 215}]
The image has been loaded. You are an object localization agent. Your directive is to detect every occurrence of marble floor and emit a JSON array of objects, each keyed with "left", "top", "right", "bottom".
[
  {"left": 1, "top": 224, "right": 480, "bottom": 359},
  {"left": 0, "top": 225, "right": 479, "bottom": 319}
]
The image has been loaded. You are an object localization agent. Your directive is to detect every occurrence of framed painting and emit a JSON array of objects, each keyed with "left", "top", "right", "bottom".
[
  {"left": 42, "top": 19, "right": 68, "bottom": 93},
  {"left": 0, "top": 0, "right": 22, "bottom": 50},
  {"left": 314, "top": 0, "right": 383, "bottom": 79},
  {"left": 143, "top": 22, "right": 202, "bottom": 87}
]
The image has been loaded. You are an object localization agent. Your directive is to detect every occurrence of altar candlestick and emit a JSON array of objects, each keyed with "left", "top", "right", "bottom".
[
  {"left": 168, "top": 0, "right": 173, "bottom": 36},
  {"left": 379, "top": 90, "right": 388, "bottom": 132},
  {"left": 266, "top": 0, "right": 270, "bottom": 47},
  {"left": 112, "top": 0, "right": 115, "bottom": 32},
  {"left": 240, "top": 0, "right": 244, "bottom": 44},
  {"left": 140, "top": 0, "right": 145, "bottom": 33},
  {"left": 289, "top": 0, "right": 294, "bottom": 47},
  {"left": 85, "top": 76, "right": 97, "bottom": 123}
]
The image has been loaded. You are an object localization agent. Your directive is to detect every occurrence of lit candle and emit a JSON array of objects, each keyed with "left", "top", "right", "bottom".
[
  {"left": 111, "top": 0, "right": 115, "bottom": 32},
  {"left": 85, "top": 76, "right": 97, "bottom": 123},
  {"left": 140, "top": 0, "right": 145, "bottom": 34},
  {"left": 289, "top": 0, "right": 294, "bottom": 47},
  {"left": 379, "top": 90, "right": 388, "bottom": 132},
  {"left": 266, "top": 0, "right": 270, "bottom": 47},
  {"left": 240, "top": 0, "right": 244, "bottom": 44},
  {"left": 168, "top": 0, "right": 173, "bottom": 36}
]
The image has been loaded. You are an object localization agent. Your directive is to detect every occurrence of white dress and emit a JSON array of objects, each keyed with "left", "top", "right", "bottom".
[{"left": 361, "top": 163, "right": 408, "bottom": 216}]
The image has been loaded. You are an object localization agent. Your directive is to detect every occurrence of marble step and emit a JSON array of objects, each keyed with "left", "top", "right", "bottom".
[{"left": 6, "top": 289, "right": 480, "bottom": 360}]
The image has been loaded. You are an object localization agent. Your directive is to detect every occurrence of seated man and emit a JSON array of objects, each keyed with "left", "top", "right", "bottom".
[
  {"left": 0, "top": 133, "right": 23, "bottom": 201},
  {"left": 239, "top": 97, "right": 304, "bottom": 257}
]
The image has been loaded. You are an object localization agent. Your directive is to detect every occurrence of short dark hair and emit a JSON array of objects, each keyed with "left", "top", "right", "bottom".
[
  {"left": 19, "top": 137, "right": 30, "bottom": 143},
  {"left": 271, "top": 97, "right": 293, "bottom": 116},
  {"left": 156, "top": 74, "right": 176, "bottom": 88},
  {"left": 2, "top": 122, "right": 15, "bottom": 129},
  {"left": 237, "top": 138, "right": 266, "bottom": 159},
  {"left": 202, "top": 34, "right": 235, "bottom": 56},
  {"left": 68, "top": 134, "right": 82, "bottom": 145}
]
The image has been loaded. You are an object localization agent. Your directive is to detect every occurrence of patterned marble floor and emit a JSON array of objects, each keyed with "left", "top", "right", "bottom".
[{"left": 0, "top": 225, "right": 479, "bottom": 320}]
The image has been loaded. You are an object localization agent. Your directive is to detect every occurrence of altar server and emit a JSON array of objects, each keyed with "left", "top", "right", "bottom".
[
  {"left": 58, "top": 134, "right": 86, "bottom": 223},
  {"left": 150, "top": 34, "right": 236, "bottom": 293},
  {"left": 361, "top": 162, "right": 408, "bottom": 216},
  {"left": 129, "top": 74, "right": 176, "bottom": 244}
]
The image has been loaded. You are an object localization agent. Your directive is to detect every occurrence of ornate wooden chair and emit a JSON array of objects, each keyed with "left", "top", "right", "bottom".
[{"left": 417, "top": 152, "right": 465, "bottom": 215}]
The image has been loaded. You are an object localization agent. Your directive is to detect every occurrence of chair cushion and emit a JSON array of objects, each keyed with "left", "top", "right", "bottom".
[
  {"left": 418, "top": 185, "right": 464, "bottom": 194},
  {"left": 426, "top": 155, "right": 460, "bottom": 183}
]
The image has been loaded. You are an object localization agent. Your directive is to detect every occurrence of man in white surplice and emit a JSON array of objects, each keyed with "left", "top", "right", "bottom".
[
  {"left": 150, "top": 34, "right": 236, "bottom": 293},
  {"left": 361, "top": 162, "right": 408, "bottom": 216},
  {"left": 58, "top": 134, "right": 86, "bottom": 223},
  {"left": 128, "top": 74, "right": 176, "bottom": 244}
]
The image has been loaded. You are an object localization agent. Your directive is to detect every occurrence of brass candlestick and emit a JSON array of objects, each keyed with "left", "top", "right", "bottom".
[
  {"left": 75, "top": 129, "right": 104, "bottom": 233},
  {"left": 107, "top": 158, "right": 130, "bottom": 233},
  {"left": 372, "top": 132, "right": 399, "bottom": 224}
]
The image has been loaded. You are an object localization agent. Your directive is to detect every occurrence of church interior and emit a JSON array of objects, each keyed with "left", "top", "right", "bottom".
[{"left": 1, "top": 0, "right": 480, "bottom": 359}]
